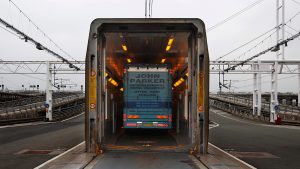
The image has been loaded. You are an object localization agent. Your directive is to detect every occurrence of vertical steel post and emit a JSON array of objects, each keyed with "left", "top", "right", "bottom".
[
  {"left": 276, "top": 0, "right": 280, "bottom": 54},
  {"left": 282, "top": 0, "right": 285, "bottom": 60},
  {"left": 278, "top": 0, "right": 286, "bottom": 73},
  {"left": 270, "top": 63, "right": 278, "bottom": 122},
  {"left": 257, "top": 60, "right": 262, "bottom": 116},
  {"left": 271, "top": 0, "right": 281, "bottom": 122},
  {"left": 46, "top": 61, "right": 53, "bottom": 121},
  {"left": 253, "top": 63, "right": 258, "bottom": 115}
]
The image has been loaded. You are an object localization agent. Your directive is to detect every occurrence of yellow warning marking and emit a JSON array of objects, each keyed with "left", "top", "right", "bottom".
[
  {"left": 198, "top": 71, "right": 204, "bottom": 112},
  {"left": 89, "top": 69, "right": 96, "bottom": 110}
]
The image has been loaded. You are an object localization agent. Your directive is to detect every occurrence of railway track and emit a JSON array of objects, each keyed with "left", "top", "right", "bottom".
[{"left": 0, "top": 101, "right": 85, "bottom": 126}]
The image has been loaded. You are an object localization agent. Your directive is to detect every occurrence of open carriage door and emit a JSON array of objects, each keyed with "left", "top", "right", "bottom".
[
  {"left": 188, "top": 28, "right": 209, "bottom": 155},
  {"left": 86, "top": 29, "right": 106, "bottom": 153},
  {"left": 196, "top": 30, "right": 209, "bottom": 154}
]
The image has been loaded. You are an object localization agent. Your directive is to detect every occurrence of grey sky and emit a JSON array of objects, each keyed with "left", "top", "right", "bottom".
[{"left": 0, "top": 0, "right": 299, "bottom": 92}]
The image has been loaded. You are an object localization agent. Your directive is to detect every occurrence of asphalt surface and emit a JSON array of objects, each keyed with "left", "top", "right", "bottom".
[
  {"left": 209, "top": 108, "right": 300, "bottom": 169},
  {"left": 3, "top": 108, "right": 299, "bottom": 169},
  {"left": 0, "top": 115, "right": 84, "bottom": 169}
]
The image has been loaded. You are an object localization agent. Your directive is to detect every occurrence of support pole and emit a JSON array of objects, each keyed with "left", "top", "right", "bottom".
[
  {"left": 253, "top": 63, "right": 258, "bottom": 115},
  {"left": 276, "top": 0, "right": 279, "bottom": 51},
  {"left": 271, "top": 0, "right": 281, "bottom": 122},
  {"left": 270, "top": 62, "right": 278, "bottom": 123},
  {"left": 277, "top": 0, "right": 285, "bottom": 73},
  {"left": 46, "top": 61, "right": 53, "bottom": 121},
  {"left": 281, "top": 0, "right": 285, "bottom": 60},
  {"left": 257, "top": 60, "right": 262, "bottom": 116}
]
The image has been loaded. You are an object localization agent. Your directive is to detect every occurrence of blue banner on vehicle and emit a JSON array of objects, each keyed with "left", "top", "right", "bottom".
[
  {"left": 125, "top": 101, "right": 170, "bottom": 108},
  {"left": 123, "top": 68, "right": 172, "bottom": 129}
]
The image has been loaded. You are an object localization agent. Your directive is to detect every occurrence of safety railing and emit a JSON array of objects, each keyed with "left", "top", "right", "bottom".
[
  {"left": 210, "top": 94, "right": 300, "bottom": 116},
  {"left": 0, "top": 93, "right": 84, "bottom": 114},
  {"left": 0, "top": 92, "right": 83, "bottom": 108}
]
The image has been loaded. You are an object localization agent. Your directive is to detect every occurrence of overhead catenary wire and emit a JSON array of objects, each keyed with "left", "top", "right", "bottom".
[
  {"left": 0, "top": 66, "right": 44, "bottom": 81},
  {"left": 215, "top": 26, "right": 278, "bottom": 60},
  {"left": 227, "top": 74, "right": 270, "bottom": 83},
  {"left": 8, "top": 0, "right": 79, "bottom": 63},
  {"left": 220, "top": 73, "right": 298, "bottom": 91},
  {"left": 0, "top": 59, "right": 82, "bottom": 89},
  {"left": 0, "top": 17, "right": 80, "bottom": 70},
  {"left": 232, "top": 30, "right": 278, "bottom": 61},
  {"left": 222, "top": 10, "right": 300, "bottom": 61},
  {"left": 207, "top": 0, "right": 265, "bottom": 32},
  {"left": 234, "top": 74, "right": 298, "bottom": 89},
  {"left": 286, "top": 12, "right": 300, "bottom": 22},
  {"left": 0, "top": 24, "right": 19, "bottom": 37},
  {"left": 290, "top": 0, "right": 300, "bottom": 6},
  {"left": 224, "top": 31, "right": 300, "bottom": 72},
  {"left": 285, "top": 24, "right": 299, "bottom": 32}
]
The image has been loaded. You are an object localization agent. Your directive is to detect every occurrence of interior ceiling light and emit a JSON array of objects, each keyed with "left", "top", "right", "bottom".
[
  {"left": 166, "top": 37, "right": 174, "bottom": 52},
  {"left": 166, "top": 45, "right": 171, "bottom": 52},
  {"left": 108, "top": 78, "right": 119, "bottom": 86},
  {"left": 167, "top": 38, "right": 174, "bottom": 46},
  {"left": 121, "top": 44, "right": 128, "bottom": 51},
  {"left": 174, "top": 77, "right": 185, "bottom": 87},
  {"left": 127, "top": 58, "right": 132, "bottom": 63},
  {"left": 120, "top": 88, "right": 124, "bottom": 92},
  {"left": 161, "top": 58, "right": 166, "bottom": 63},
  {"left": 108, "top": 78, "right": 118, "bottom": 87},
  {"left": 185, "top": 72, "right": 188, "bottom": 77}
]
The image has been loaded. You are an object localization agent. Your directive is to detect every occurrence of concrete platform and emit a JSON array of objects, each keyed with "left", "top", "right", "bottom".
[
  {"left": 36, "top": 142, "right": 255, "bottom": 169},
  {"left": 200, "top": 143, "right": 256, "bottom": 169},
  {"left": 34, "top": 142, "right": 94, "bottom": 169}
]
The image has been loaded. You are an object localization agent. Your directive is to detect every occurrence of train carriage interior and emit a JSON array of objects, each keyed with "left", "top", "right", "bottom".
[{"left": 98, "top": 24, "right": 199, "bottom": 151}]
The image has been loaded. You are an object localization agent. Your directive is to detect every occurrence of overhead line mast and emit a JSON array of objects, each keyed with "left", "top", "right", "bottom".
[{"left": 145, "top": 0, "right": 154, "bottom": 18}]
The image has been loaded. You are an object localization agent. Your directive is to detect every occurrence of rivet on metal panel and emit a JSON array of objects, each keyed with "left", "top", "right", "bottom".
[
  {"left": 197, "top": 33, "right": 203, "bottom": 38},
  {"left": 92, "top": 33, "right": 98, "bottom": 39}
]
